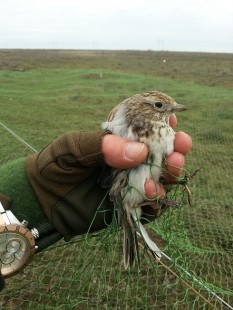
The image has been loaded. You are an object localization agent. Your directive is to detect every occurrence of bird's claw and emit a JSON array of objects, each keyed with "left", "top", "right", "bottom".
[
  {"left": 160, "top": 169, "right": 199, "bottom": 206},
  {"left": 182, "top": 169, "right": 199, "bottom": 206}
]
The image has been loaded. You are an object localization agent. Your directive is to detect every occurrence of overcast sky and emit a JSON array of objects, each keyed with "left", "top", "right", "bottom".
[{"left": 0, "top": 0, "right": 233, "bottom": 52}]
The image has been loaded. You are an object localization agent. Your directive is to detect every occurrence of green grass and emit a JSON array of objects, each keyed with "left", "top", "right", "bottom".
[
  {"left": 1, "top": 66, "right": 232, "bottom": 206},
  {"left": 0, "top": 50, "right": 233, "bottom": 309}
]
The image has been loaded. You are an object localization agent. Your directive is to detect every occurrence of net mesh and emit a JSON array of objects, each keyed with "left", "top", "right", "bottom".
[
  {"left": 0, "top": 53, "right": 233, "bottom": 309},
  {"left": 1, "top": 179, "right": 232, "bottom": 309}
]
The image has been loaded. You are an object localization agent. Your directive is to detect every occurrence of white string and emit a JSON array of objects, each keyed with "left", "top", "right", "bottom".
[
  {"left": 161, "top": 251, "right": 233, "bottom": 310},
  {"left": 0, "top": 121, "right": 37, "bottom": 153}
]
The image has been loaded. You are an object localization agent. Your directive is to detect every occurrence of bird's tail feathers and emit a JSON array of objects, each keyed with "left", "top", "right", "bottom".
[
  {"left": 132, "top": 212, "right": 162, "bottom": 261},
  {"left": 120, "top": 205, "right": 140, "bottom": 269},
  {"left": 115, "top": 198, "right": 161, "bottom": 269},
  {"left": 123, "top": 218, "right": 140, "bottom": 269}
]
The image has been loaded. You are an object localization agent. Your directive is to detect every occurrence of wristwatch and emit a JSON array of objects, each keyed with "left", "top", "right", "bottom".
[{"left": 0, "top": 201, "right": 36, "bottom": 278}]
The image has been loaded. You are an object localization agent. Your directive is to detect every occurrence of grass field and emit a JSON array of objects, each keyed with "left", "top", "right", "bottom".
[{"left": 0, "top": 50, "right": 233, "bottom": 309}]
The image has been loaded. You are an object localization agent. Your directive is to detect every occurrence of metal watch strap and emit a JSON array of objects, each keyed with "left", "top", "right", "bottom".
[{"left": 0, "top": 201, "right": 21, "bottom": 226}]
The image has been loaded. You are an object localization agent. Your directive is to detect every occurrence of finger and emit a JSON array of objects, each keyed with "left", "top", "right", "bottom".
[
  {"left": 164, "top": 152, "right": 185, "bottom": 179},
  {"left": 169, "top": 114, "right": 177, "bottom": 128},
  {"left": 102, "top": 134, "right": 148, "bottom": 169},
  {"left": 144, "top": 180, "right": 165, "bottom": 199},
  {"left": 174, "top": 131, "right": 192, "bottom": 155}
]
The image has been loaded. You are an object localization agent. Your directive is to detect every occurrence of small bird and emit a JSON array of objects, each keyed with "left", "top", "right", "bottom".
[{"left": 102, "top": 91, "right": 187, "bottom": 269}]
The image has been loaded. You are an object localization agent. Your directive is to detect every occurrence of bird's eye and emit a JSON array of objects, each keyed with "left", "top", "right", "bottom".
[{"left": 155, "top": 102, "right": 163, "bottom": 108}]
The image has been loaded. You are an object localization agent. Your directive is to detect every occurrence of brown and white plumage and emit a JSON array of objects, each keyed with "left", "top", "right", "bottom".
[{"left": 102, "top": 91, "right": 187, "bottom": 269}]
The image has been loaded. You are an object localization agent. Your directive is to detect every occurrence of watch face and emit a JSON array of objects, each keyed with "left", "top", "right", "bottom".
[{"left": 0, "top": 225, "right": 35, "bottom": 277}]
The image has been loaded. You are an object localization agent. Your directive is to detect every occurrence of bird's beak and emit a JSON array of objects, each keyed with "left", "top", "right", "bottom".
[{"left": 173, "top": 103, "right": 187, "bottom": 112}]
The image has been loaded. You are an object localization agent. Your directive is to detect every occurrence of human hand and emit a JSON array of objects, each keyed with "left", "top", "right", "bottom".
[{"left": 101, "top": 114, "right": 192, "bottom": 200}]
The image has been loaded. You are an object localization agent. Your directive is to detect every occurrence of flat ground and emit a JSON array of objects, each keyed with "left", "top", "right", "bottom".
[
  {"left": 0, "top": 49, "right": 232, "bottom": 309},
  {"left": 1, "top": 49, "right": 233, "bottom": 89}
]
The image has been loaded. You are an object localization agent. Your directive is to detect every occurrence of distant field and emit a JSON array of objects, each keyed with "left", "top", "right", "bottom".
[
  {"left": 0, "top": 49, "right": 233, "bottom": 89},
  {"left": 0, "top": 50, "right": 232, "bottom": 309}
]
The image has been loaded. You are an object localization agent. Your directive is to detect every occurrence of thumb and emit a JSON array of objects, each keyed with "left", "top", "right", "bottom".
[{"left": 102, "top": 134, "right": 148, "bottom": 169}]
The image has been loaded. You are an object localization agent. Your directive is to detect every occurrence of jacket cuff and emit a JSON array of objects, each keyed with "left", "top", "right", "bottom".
[{"left": 76, "top": 130, "right": 111, "bottom": 166}]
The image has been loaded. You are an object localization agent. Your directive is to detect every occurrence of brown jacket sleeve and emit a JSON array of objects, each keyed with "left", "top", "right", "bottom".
[
  {"left": 26, "top": 131, "right": 113, "bottom": 240},
  {"left": 36, "top": 130, "right": 107, "bottom": 183}
]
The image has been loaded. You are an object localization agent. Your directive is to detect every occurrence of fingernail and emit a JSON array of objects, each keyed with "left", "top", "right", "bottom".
[{"left": 125, "top": 142, "right": 145, "bottom": 161}]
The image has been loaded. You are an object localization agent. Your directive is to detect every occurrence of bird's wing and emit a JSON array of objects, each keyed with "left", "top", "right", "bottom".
[{"left": 101, "top": 101, "right": 129, "bottom": 137}]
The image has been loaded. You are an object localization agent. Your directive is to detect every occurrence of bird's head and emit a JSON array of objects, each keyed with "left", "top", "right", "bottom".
[
  {"left": 140, "top": 91, "right": 187, "bottom": 115},
  {"left": 122, "top": 91, "right": 187, "bottom": 124},
  {"left": 104, "top": 91, "right": 187, "bottom": 130},
  {"left": 136, "top": 91, "right": 187, "bottom": 116}
]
